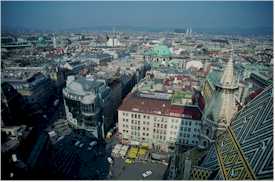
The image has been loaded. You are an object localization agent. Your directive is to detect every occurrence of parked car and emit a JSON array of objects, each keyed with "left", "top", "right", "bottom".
[{"left": 142, "top": 170, "right": 152, "bottom": 178}]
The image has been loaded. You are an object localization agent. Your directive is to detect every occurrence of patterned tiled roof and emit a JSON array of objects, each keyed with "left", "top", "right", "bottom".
[{"left": 200, "top": 85, "right": 273, "bottom": 180}]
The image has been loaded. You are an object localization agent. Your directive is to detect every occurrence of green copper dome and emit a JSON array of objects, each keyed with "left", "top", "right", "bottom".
[{"left": 145, "top": 44, "right": 172, "bottom": 57}]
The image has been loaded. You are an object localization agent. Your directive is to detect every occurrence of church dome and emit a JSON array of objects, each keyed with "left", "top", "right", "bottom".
[{"left": 146, "top": 44, "right": 172, "bottom": 57}]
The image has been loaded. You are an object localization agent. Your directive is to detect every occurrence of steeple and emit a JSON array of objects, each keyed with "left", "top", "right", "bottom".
[
  {"left": 217, "top": 48, "right": 238, "bottom": 90},
  {"left": 203, "top": 48, "right": 239, "bottom": 129}
]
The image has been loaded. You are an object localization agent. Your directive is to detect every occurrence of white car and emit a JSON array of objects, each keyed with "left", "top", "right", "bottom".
[{"left": 142, "top": 170, "right": 152, "bottom": 178}]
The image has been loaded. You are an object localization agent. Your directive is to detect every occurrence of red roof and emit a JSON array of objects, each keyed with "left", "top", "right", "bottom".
[{"left": 118, "top": 93, "right": 202, "bottom": 120}]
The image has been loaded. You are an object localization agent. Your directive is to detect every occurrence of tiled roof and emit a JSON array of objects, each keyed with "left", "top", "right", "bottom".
[{"left": 118, "top": 93, "right": 202, "bottom": 120}]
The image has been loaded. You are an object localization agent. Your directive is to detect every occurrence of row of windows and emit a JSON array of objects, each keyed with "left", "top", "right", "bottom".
[
  {"left": 177, "top": 139, "right": 199, "bottom": 145},
  {"left": 153, "top": 117, "right": 168, "bottom": 123},
  {"left": 122, "top": 118, "right": 129, "bottom": 122},
  {"left": 153, "top": 134, "right": 166, "bottom": 140},
  {"left": 178, "top": 127, "right": 201, "bottom": 133},
  {"left": 179, "top": 133, "right": 200, "bottom": 138},
  {"left": 122, "top": 112, "right": 151, "bottom": 120},
  {"left": 122, "top": 112, "right": 201, "bottom": 125},
  {"left": 168, "top": 137, "right": 198, "bottom": 145},
  {"left": 122, "top": 126, "right": 199, "bottom": 138},
  {"left": 153, "top": 123, "right": 167, "bottom": 129},
  {"left": 153, "top": 129, "right": 166, "bottom": 135}
]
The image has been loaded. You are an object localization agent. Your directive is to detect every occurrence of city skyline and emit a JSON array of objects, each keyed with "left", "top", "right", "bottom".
[
  {"left": 2, "top": 1, "right": 273, "bottom": 35},
  {"left": 1, "top": 1, "right": 273, "bottom": 180}
]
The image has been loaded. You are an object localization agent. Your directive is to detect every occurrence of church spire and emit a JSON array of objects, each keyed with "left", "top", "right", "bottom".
[
  {"left": 203, "top": 46, "right": 239, "bottom": 130},
  {"left": 218, "top": 46, "right": 238, "bottom": 89},
  {"left": 220, "top": 51, "right": 234, "bottom": 86}
]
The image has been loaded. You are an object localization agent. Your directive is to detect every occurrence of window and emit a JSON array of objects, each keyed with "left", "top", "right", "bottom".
[
  {"left": 189, "top": 121, "right": 191, "bottom": 126},
  {"left": 164, "top": 124, "right": 167, "bottom": 129},
  {"left": 146, "top": 133, "right": 149, "bottom": 136},
  {"left": 206, "top": 129, "right": 209, "bottom": 135},
  {"left": 188, "top": 128, "right": 191, "bottom": 132},
  {"left": 143, "top": 115, "right": 146, "bottom": 119},
  {"left": 147, "top": 116, "right": 150, "bottom": 119},
  {"left": 161, "top": 124, "right": 163, "bottom": 128}
]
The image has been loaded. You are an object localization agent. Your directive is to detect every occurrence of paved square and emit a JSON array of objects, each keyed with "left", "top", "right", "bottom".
[{"left": 110, "top": 158, "right": 168, "bottom": 180}]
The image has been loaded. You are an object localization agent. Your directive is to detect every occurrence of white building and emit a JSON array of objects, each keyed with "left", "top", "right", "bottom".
[{"left": 118, "top": 93, "right": 203, "bottom": 152}]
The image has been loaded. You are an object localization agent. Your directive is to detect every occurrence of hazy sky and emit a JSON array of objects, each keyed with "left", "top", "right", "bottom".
[{"left": 1, "top": 1, "right": 273, "bottom": 31}]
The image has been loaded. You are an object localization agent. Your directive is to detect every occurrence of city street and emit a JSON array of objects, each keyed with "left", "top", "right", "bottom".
[{"left": 110, "top": 157, "right": 167, "bottom": 180}]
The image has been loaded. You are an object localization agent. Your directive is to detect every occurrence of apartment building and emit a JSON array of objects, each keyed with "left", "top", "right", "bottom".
[{"left": 118, "top": 93, "right": 202, "bottom": 152}]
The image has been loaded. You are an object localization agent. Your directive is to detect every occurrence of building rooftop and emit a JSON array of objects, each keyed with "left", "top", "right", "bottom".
[
  {"left": 118, "top": 93, "right": 202, "bottom": 120},
  {"left": 145, "top": 44, "right": 172, "bottom": 57},
  {"left": 65, "top": 76, "right": 105, "bottom": 96}
]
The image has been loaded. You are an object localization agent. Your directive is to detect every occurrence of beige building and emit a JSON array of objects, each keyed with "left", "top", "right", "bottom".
[{"left": 118, "top": 93, "right": 202, "bottom": 152}]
